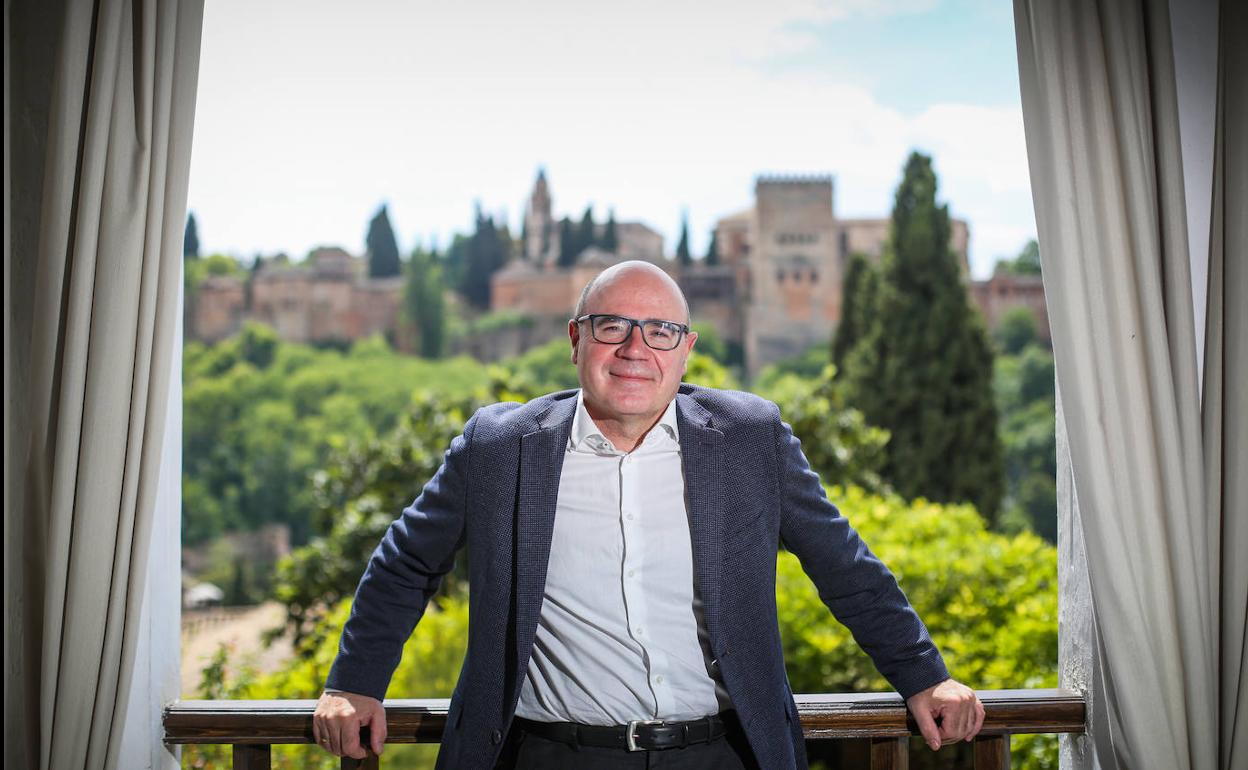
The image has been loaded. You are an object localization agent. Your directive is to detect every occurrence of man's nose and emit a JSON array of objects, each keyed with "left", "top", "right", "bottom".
[{"left": 616, "top": 324, "right": 649, "bottom": 357}]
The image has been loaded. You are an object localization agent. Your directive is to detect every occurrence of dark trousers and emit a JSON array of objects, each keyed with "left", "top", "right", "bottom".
[{"left": 499, "top": 716, "right": 760, "bottom": 769}]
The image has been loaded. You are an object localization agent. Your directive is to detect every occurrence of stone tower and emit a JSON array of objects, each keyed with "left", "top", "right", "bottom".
[
  {"left": 745, "top": 176, "right": 840, "bottom": 376},
  {"left": 524, "top": 169, "right": 553, "bottom": 260}
]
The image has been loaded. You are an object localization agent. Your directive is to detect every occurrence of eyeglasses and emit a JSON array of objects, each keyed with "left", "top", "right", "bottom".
[{"left": 573, "top": 314, "right": 690, "bottom": 351}]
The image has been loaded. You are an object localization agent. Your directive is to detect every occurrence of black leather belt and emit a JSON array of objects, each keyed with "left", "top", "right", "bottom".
[{"left": 513, "top": 713, "right": 730, "bottom": 752}]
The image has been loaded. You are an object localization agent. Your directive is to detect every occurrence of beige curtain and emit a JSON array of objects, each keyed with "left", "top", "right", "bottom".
[
  {"left": 5, "top": 1, "right": 203, "bottom": 769},
  {"left": 1015, "top": 1, "right": 1245, "bottom": 768},
  {"left": 1207, "top": 4, "right": 1247, "bottom": 768}
]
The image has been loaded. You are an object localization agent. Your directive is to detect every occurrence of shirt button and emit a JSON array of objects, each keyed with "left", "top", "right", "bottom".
[
  {"left": 626, "top": 513, "right": 634, "bottom": 521},
  {"left": 636, "top": 627, "right": 643, "bottom": 635},
  {"left": 655, "top": 676, "right": 664, "bottom": 684},
  {"left": 628, "top": 570, "right": 635, "bottom": 578}
]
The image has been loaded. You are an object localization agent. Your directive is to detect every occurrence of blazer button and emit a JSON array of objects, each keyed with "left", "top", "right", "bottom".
[{"left": 491, "top": 729, "right": 503, "bottom": 745}]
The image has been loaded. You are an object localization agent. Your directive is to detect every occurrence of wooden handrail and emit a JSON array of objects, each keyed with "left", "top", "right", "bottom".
[
  {"left": 165, "top": 689, "right": 1083, "bottom": 769},
  {"left": 162, "top": 688, "right": 1085, "bottom": 745},
  {"left": 794, "top": 689, "right": 1085, "bottom": 738}
]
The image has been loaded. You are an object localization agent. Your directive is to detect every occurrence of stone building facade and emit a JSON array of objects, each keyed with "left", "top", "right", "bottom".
[
  {"left": 188, "top": 247, "right": 404, "bottom": 347},
  {"left": 191, "top": 274, "right": 246, "bottom": 343},
  {"left": 969, "top": 271, "right": 1050, "bottom": 343},
  {"left": 494, "top": 172, "right": 987, "bottom": 376},
  {"left": 189, "top": 171, "right": 1047, "bottom": 371}
]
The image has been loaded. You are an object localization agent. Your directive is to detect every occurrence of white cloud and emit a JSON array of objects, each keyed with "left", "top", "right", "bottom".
[{"left": 189, "top": 0, "right": 1034, "bottom": 278}]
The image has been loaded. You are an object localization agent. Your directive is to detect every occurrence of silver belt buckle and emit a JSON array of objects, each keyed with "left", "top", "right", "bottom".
[{"left": 625, "top": 719, "right": 664, "bottom": 751}]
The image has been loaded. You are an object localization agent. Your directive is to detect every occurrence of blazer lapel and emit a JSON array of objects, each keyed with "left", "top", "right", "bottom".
[
  {"left": 514, "top": 396, "right": 576, "bottom": 680},
  {"left": 676, "top": 393, "right": 726, "bottom": 640}
]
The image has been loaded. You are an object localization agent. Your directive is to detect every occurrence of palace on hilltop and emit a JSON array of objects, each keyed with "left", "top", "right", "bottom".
[
  {"left": 188, "top": 170, "right": 1048, "bottom": 373},
  {"left": 493, "top": 171, "right": 1041, "bottom": 376}
]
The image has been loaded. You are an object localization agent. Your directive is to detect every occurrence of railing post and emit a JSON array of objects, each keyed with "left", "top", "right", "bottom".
[
  {"left": 341, "top": 754, "right": 379, "bottom": 770},
  {"left": 973, "top": 735, "right": 1010, "bottom": 770},
  {"left": 232, "top": 744, "right": 271, "bottom": 770},
  {"left": 869, "top": 736, "right": 908, "bottom": 770}
]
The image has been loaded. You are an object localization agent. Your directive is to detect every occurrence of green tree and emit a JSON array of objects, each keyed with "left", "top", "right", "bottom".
[
  {"left": 504, "top": 338, "right": 579, "bottom": 393},
  {"left": 688, "top": 323, "right": 736, "bottom": 368},
  {"left": 758, "top": 365, "right": 890, "bottom": 494},
  {"left": 577, "top": 205, "right": 596, "bottom": 255},
  {"left": 440, "top": 234, "right": 470, "bottom": 291},
  {"left": 675, "top": 213, "right": 691, "bottom": 266},
  {"left": 239, "top": 321, "right": 280, "bottom": 369},
  {"left": 557, "top": 217, "right": 577, "bottom": 268},
  {"left": 842, "top": 152, "right": 1004, "bottom": 524},
  {"left": 830, "top": 253, "right": 878, "bottom": 377},
  {"left": 181, "top": 334, "right": 490, "bottom": 545},
  {"left": 691, "top": 325, "right": 725, "bottom": 364},
  {"left": 995, "top": 344, "right": 1057, "bottom": 541},
  {"left": 778, "top": 486, "right": 1057, "bottom": 769},
  {"left": 601, "top": 209, "right": 619, "bottom": 252},
  {"left": 272, "top": 391, "right": 480, "bottom": 643},
  {"left": 184, "top": 211, "right": 200, "bottom": 258},
  {"left": 365, "top": 205, "right": 401, "bottom": 278},
  {"left": 754, "top": 342, "right": 831, "bottom": 389},
  {"left": 458, "top": 207, "right": 510, "bottom": 308},
  {"left": 184, "top": 252, "right": 246, "bottom": 297},
  {"left": 404, "top": 247, "right": 447, "bottom": 358},
  {"left": 994, "top": 307, "right": 1039, "bottom": 356},
  {"left": 705, "top": 228, "right": 720, "bottom": 266},
  {"left": 996, "top": 239, "right": 1042, "bottom": 276}
]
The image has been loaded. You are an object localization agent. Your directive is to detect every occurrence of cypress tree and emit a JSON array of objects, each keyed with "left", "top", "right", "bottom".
[
  {"left": 497, "top": 222, "right": 516, "bottom": 264},
  {"left": 184, "top": 212, "right": 200, "bottom": 258},
  {"left": 459, "top": 207, "right": 508, "bottom": 309},
  {"left": 675, "top": 214, "right": 691, "bottom": 266},
  {"left": 842, "top": 152, "right": 1004, "bottom": 524},
  {"left": 557, "top": 217, "right": 577, "bottom": 268},
  {"left": 366, "top": 204, "right": 401, "bottom": 278},
  {"left": 404, "top": 246, "right": 446, "bottom": 357},
  {"left": 441, "top": 234, "right": 469, "bottom": 291},
  {"left": 602, "top": 209, "right": 619, "bottom": 253},
  {"left": 831, "top": 253, "right": 877, "bottom": 376},
  {"left": 577, "top": 206, "right": 596, "bottom": 255},
  {"left": 705, "top": 228, "right": 720, "bottom": 266}
]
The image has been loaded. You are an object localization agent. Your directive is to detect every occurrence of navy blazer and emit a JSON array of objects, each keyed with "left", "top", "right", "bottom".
[{"left": 327, "top": 385, "right": 949, "bottom": 769}]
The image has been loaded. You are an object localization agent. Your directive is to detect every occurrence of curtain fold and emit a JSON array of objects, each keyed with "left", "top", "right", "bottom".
[
  {"left": 16, "top": 1, "right": 203, "bottom": 768},
  {"left": 1016, "top": 0, "right": 1242, "bottom": 768},
  {"left": 1209, "top": 4, "right": 1247, "bottom": 767}
]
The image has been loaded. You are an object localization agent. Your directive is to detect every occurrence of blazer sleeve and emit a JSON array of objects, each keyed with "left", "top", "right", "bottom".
[
  {"left": 774, "top": 414, "right": 950, "bottom": 699},
  {"left": 324, "top": 410, "right": 478, "bottom": 701}
]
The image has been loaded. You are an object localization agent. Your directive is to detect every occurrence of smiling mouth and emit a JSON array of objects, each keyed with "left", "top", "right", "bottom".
[{"left": 611, "top": 372, "right": 653, "bottom": 382}]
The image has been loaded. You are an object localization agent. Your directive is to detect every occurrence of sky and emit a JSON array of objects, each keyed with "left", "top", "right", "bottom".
[{"left": 188, "top": 0, "right": 1036, "bottom": 280}]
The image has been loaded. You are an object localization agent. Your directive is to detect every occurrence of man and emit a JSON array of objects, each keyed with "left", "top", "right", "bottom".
[{"left": 314, "top": 261, "right": 984, "bottom": 768}]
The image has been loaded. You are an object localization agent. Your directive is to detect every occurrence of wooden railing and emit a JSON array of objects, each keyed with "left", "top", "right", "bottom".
[{"left": 163, "top": 688, "right": 1085, "bottom": 770}]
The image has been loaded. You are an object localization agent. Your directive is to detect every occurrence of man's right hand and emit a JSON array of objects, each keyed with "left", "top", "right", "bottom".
[{"left": 312, "top": 690, "right": 387, "bottom": 759}]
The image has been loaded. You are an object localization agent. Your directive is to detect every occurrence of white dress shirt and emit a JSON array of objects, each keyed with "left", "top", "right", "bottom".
[{"left": 514, "top": 393, "right": 731, "bottom": 725}]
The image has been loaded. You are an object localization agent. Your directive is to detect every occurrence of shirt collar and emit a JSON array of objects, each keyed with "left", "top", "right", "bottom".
[{"left": 570, "top": 391, "right": 679, "bottom": 453}]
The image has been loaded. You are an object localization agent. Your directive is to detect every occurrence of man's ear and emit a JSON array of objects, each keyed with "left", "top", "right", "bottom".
[{"left": 569, "top": 320, "right": 580, "bottom": 364}]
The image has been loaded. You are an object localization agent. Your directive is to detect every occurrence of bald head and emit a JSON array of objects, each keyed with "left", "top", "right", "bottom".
[
  {"left": 573, "top": 261, "right": 690, "bottom": 324},
  {"left": 568, "top": 260, "right": 698, "bottom": 451}
]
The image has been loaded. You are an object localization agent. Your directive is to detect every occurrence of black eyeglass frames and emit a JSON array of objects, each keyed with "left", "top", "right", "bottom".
[{"left": 573, "top": 314, "right": 690, "bottom": 351}]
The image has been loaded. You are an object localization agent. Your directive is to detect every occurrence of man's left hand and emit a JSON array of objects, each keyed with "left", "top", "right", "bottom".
[{"left": 905, "top": 678, "right": 985, "bottom": 751}]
